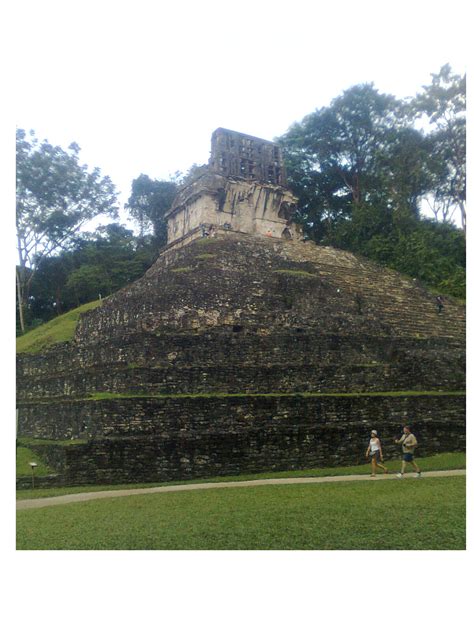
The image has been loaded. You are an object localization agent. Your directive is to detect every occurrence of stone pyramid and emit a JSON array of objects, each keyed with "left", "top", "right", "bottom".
[{"left": 17, "top": 130, "right": 465, "bottom": 486}]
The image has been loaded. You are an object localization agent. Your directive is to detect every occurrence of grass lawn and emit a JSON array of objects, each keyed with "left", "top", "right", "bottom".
[
  {"left": 16, "top": 447, "right": 54, "bottom": 477},
  {"left": 16, "top": 476, "right": 465, "bottom": 550},
  {"left": 16, "top": 451, "right": 466, "bottom": 500}
]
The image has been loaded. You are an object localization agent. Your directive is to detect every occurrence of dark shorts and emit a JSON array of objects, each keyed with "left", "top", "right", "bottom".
[
  {"left": 370, "top": 450, "right": 382, "bottom": 463},
  {"left": 403, "top": 453, "right": 414, "bottom": 462}
]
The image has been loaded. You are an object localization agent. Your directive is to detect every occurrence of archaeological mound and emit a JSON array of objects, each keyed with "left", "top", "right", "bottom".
[{"left": 16, "top": 129, "right": 466, "bottom": 486}]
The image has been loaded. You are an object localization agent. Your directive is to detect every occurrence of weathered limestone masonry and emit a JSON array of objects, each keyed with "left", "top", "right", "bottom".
[
  {"left": 165, "top": 129, "right": 300, "bottom": 249},
  {"left": 17, "top": 235, "right": 466, "bottom": 486},
  {"left": 19, "top": 395, "right": 465, "bottom": 486},
  {"left": 16, "top": 131, "right": 466, "bottom": 487}
]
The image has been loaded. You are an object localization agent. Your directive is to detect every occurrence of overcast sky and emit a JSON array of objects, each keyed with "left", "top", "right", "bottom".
[{"left": 11, "top": 0, "right": 467, "bottom": 226}]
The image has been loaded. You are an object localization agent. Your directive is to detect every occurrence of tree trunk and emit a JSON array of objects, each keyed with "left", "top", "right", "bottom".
[
  {"left": 459, "top": 200, "right": 466, "bottom": 235},
  {"left": 16, "top": 268, "right": 25, "bottom": 334}
]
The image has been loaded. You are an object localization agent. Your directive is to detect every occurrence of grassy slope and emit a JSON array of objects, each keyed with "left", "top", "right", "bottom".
[
  {"left": 16, "top": 451, "right": 466, "bottom": 499},
  {"left": 16, "top": 447, "right": 54, "bottom": 477},
  {"left": 16, "top": 476, "right": 465, "bottom": 550},
  {"left": 16, "top": 300, "right": 101, "bottom": 354}
]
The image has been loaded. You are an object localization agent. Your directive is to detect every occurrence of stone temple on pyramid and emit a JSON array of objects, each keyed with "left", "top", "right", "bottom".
[{"left": 16, "top": 129, "right": 465, "bottom": 487}]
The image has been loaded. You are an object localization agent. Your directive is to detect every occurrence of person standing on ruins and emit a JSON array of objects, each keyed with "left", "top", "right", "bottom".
[
  {"left": 395, "top": 426, "right": 421, "bottom": 478},
  {"left": 365, "top": 430, "right": 389, "bottom": 477},
  {"left": 436, "top": 295, "right": 445, "bottom": 314}
]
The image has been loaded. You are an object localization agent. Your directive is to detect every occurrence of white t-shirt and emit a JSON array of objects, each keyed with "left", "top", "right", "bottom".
[{"left": 369, "top": 438, "right": 380, "bottom": 454}]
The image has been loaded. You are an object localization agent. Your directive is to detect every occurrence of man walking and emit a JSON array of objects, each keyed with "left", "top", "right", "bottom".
[{"left": 395, "top": 425, "right": 421, "bottom": 478}]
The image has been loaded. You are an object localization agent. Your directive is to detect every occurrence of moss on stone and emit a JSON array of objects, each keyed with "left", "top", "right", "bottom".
[
  {"left": 18, "top": 437, "right": 88, "bottom": 446},
  {"left": 195, "top": 254, "right": 217, "bottom": 260},
  {"left": 273, "top": 269, "right": 317, "bottom": 278},
  {"left": 84, "top": 390, "right": 465, "bottom": 402}
]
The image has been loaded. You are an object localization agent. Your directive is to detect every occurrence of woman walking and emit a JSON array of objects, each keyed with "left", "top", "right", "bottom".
[{"left": 366, "top": 430, "right": 389, "bottom": 477}]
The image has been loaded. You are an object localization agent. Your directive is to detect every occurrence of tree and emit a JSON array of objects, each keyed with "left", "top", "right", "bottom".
[
  {"left": 62, "top": 224, "right": 155, "bottom": 307},
  {"left": 412, "top": 65, "right": 466, "bottom": 231},
  {"left": 23, "top": 223, "right": 157, "bottom": 327},
  {"left": 26, "top": 253, "right": 74, "bottom": 325},
  {"left": 278, "top": 84, "right": 427, "bottom": 242},
  {"left": 16, "top": 129, "right": 118, "bottom": 332},
  {"left": 125, "top": 174, "right": 177, "bottom": 246},
  {"left": 278, "top": 78, "right": 465, "bottom": 300}
]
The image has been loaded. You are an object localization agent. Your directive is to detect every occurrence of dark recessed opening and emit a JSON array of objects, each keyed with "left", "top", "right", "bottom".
[{"left": 232, "top": 325, "right": 243, "bottom": 333}]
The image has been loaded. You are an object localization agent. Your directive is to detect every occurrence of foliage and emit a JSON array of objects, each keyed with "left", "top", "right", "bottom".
[
  {"left": 16, "top": 476, "right": 465, "bottom": 549},
  {"left": 278, "top": 71, "right": 465, "bottom": 299},
  {"left": 330, "top": 209, "right": 465, "bottom": 298},
  {"left": 279, "top": 84, "right": 425, "bottom": 239},
  {"left": 21, "top": 224, "right": 157, "bottom": 330},
  {"left": 125, "top": 174, "right": 177, "bottom": 246},
  {"left": 411, "top": 65, "right": 466, "bottom": 230},
  {"left": 16, "top": 129, "right": 119, "bottom": 332}
]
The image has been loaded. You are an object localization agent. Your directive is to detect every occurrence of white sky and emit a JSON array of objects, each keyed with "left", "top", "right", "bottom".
[{"left": 11, "top": 0, "right": 467, "bottom": 223}]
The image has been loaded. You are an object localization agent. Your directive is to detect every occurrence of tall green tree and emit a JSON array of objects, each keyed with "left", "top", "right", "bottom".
[
  {"left": 26, "top": 223, "right": 157, "bottom": 327},
  {"left": 278, "top": 78, "right": 465, "bottom": 299},
  {"left": 279, "top": 84, "right": 429, "bottom": 241},
  {"left": 412, "top": 65, "right": 466, "bottom": 231},
  {"left": 125, "top": 174, "right": 177, "bottom": 246},
  {"left": 16, "top": 129, "right": 118, "bottom": 332}
]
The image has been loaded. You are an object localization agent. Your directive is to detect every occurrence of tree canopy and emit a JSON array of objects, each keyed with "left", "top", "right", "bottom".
[
  {"left": 23, "top": 224, "right": 157, "bottom": 331},
  {"left": 277, "top": 67, "right": 465, "bottom": 298},
  {"left": 16, "top": 129, "right": 119, "bottom": 332},
  {"left": 411, "top": 65, "right": 466, "bottom": 230},
  {"left": 125, "top": 174, "right": 177, "bottom": 247}
]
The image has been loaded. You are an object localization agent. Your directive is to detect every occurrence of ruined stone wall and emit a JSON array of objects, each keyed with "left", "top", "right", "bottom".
[
  {"left": 67, "top": 233, "right": 465, "bottom": 345},
  {"left": 19, "top": 394, "right": 465, "bottom": 485},
  {"left": 16, "top": 234, "right": 465, "bottom": 486},
  {"left": 17, "top": 331, "right": 465, "bottom": 402},
  {"left": 165, "top": 128, "right": 297, "bottom": 247},
  {"left": 166, "top": 175, "right": 299, "bottom": 246},
  {"left": 209, "top": 128, "right": 287, "bottom": 185}
]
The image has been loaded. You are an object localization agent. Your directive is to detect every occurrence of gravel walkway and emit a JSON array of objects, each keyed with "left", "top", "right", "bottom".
[{"left": 16, "top": 469, "right": 466, "bottom": 511}]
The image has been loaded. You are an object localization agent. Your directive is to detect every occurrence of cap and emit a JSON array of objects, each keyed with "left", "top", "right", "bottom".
[{"left": 371, "top": 430, "right": 377, "bottom": 435}]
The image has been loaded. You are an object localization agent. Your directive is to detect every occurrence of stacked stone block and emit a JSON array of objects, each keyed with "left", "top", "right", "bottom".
[{"left": 17, "top": 233, "right": 465, "bottom": 486}]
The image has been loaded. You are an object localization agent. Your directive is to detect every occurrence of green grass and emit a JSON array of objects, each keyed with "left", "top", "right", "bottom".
[
  {"left": 16, "top": 299, "right": 101, "bottom": 354},
  {"left": 18, "top": 437, "right": 87, "bottom": 447},
  {"left": 194, "top": 253, "right": 217, "bottom": 260},
  {"left": 26, "top": 390, "right": 464, "bottom": 404},
  {"left": 16, "top": 476, "right": 465, "bottom": 550},
  {"left": 16, "top": 452, "right": 465, "bottom": 499},
  {"left": 16, "top": 447, "right": 54, "bottom": 477}
]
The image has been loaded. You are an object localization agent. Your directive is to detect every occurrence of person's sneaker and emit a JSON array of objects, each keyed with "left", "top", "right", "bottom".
[
  {"left": 415, "top": 472, "right": 421, "bottom": 478},
  {"left": 396, "top": 473, "right": 403, "bottom": 479}
]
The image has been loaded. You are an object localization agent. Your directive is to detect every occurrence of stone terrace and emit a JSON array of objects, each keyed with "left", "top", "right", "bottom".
[{"left": 17, "top": 232, "right": 465, "bottom": 485}]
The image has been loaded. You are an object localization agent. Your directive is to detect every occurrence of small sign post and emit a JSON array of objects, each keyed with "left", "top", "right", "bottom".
[{"left": 29, "top": 462, "right": 37, "bottom": 489}]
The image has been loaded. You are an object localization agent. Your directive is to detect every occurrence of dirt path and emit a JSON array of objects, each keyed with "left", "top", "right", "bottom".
[{"left": 16, "top": 469, "right": 466, "bottom": 511}]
